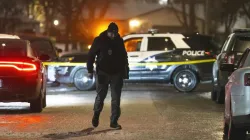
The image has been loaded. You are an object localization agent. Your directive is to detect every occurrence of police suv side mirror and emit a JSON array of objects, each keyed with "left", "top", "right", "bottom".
[
  {"left": 39, "top": 54, "right": 50, "bottom": 61},
  {"left": 220, "top": 64, "right": 235, "bottom": 72}
]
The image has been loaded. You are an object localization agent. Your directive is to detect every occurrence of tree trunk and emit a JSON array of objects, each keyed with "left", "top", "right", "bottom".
[
  {"left": 72, "top": 42, "right": 77, "bottom": 50},
  {"left": 205, "top": 0, "right": 211, "bottom": 35},
  {"left": 181, "top": 1, "right": 189, "bottom": 32},
  {"left": 243, "top": 3, "right": 250, "bottom": 20},
  {"left": 64, "top": 0, "right": 73, "bottom": 52},
  {"left": 189, "top": 0, "right": 196, "bottom": 33},
  {"left": 65, "top": 21, "right": 72, "bottom": 52}
]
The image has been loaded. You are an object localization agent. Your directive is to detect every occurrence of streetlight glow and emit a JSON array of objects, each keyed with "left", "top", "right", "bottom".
[
  {"left": 129, "top": 20, "right": 141, "bottom": 28},
  {"left": 159, "top": 0, "right": 168, "bottom": 5},
  {"left": 53, "top": 20, "right": 59, "bottom": 26},
  {"left": 88, "top": 45, "right": 91, "bottom": 49}
]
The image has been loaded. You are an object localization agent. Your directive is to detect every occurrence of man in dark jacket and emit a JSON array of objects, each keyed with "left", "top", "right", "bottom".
[{"left": 87, "top": 22, "right": 129, "bottom": 129}]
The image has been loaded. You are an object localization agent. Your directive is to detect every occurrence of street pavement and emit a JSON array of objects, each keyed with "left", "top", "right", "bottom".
[{"left": 0, "top": 83, "right": 227, "bottom": 140}]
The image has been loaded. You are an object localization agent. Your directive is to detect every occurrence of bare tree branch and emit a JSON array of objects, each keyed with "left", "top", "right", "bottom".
[
  {"left": 168, "top": 0, "right": 184, "bottom": 25},
  {"left": 242, "top": 3, "right": 250, "bottom": 19}
]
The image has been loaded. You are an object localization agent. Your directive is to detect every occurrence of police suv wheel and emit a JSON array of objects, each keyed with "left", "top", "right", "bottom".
[
  {"left": 173, "top": 69, "right": 198, "bottom": 92},
  {"left": 216, "top": 74, "right": 225, "bottom": 104},
  {"left": 73, "top": 69, "right": 96, "bottom": 91},
  {"left": 211, "top": 78, "right": 217, "bottom": 101}
]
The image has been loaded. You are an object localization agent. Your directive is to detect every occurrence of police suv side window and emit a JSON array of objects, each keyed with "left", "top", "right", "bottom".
[
  {"left": 147, "top": 37, "right": 176, "bottom": 51},
  {"left": 124, "top": 38, "right": 142, "bottom": 52}
]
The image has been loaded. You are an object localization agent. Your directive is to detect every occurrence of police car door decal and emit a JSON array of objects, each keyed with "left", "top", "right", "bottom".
[{"left": 140, "top": 36, "right": 178, "bottom": 80}]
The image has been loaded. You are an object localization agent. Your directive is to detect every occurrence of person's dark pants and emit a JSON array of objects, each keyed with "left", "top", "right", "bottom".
[{"left": 93, "top": 71, "right": 123, "bottom": 122}]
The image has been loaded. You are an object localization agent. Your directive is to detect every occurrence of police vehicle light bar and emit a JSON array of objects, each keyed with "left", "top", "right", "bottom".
[{"left": 148, "top": 29, "right": 158, "bottom": 35}]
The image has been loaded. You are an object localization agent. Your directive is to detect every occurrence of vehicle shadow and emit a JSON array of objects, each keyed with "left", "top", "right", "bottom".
[
  {"left": 0, "top": 107, "right": 31, "bottom": 114},
  {"left": 223, "top": 135, "right": 250, "bottom": 140},
  {"left": 43, "top": 127, "right": 121, "bottom": 139},
  {"left": 122, "top": 83, "right": 213, "bottom": 93}
]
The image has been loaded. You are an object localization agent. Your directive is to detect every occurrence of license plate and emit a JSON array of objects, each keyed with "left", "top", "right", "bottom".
[{"left": 0, "top": 79, "right": 2, "bottom": 88}]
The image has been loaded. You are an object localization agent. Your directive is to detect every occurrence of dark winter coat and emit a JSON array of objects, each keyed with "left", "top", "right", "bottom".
[{"left": 87, "top": 30, "right": 129, "bottom": 76}]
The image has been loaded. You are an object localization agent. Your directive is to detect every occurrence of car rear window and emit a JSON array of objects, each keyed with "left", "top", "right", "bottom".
[
  {"left": 232, "top": 36, "right": 250, "bottom": 52},
  {"left": 30, "top": 40, "right": 57, "bottom": 58},
  {"left": 0, "top": 39, "right": 26, "bottom": 57}
]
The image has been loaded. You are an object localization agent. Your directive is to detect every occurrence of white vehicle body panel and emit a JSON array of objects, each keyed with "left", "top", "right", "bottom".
[{"left": 225, "top": 67, "right": 250, "bottom": 118}]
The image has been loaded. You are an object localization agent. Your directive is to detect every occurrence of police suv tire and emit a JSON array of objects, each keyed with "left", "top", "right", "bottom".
[
  {"left": 216, "top": 77, "right": 225, "bottom": 104},
  {"left": 211, "top": 78, "right": 217, "bottom": 101},
  {"left": 73, "top": 69, "right": 96, "bottom": 91},
  {"left": 173, "top": 69, "right": 198, "bottom": 92},
  {"left": 30, "top": 92, "right": 43, "bottom": 113}
]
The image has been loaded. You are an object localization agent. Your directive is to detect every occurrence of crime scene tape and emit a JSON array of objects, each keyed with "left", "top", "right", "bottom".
[
  {"left": 43, "top": 59, "right": 216, "bottom": 66},
  {"left": 43, "top": 62, "right": 86, "bottom": 66}
]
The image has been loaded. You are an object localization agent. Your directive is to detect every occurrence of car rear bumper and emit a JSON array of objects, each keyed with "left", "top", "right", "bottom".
[
  {"left": 233, "top": 115, "right": 250, "bottom": 128},
  {"left": 0, "top": 75, "right": 41, "bottom": 102},
  {"left": 0, "top": 89, "right": 38, "bottom": 102},
  {"left": 231, "top": 93, "right": 250, "bottom": 117}
]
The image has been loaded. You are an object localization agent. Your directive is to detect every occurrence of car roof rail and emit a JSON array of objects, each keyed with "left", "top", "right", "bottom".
[{"left": 233, "top": 28, "right": 250, "bottom": 33}]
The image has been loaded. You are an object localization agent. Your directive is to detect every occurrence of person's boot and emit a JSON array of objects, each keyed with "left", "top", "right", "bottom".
[
  {"left": 110, "top": 120, "right": 122, "bottom": 129},
  {"left": 92, "top": 112, "right": 100, "bottom": 128}
]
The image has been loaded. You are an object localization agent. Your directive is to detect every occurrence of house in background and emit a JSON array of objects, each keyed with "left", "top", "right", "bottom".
[
  {"left": 53, "top": 0, "right": 250, "bottom": 53},
  {"left": 126, "top": 7, "right": 205, "bottom": 34},
  {"left": 98, "top": 0, "right": 206, "bottom": 35}
]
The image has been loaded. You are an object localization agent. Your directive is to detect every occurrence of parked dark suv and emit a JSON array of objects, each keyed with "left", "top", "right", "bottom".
[
  {"left": 18, "top": 34, "right": 62, "bottom": 85},
  {"left": 212, "top": 29, "right": 250, "bottom": 103}
]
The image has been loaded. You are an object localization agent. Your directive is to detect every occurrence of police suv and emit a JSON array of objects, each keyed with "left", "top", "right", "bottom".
[{"left": 123, "top": 32, "right": 219, "bottom": 92}]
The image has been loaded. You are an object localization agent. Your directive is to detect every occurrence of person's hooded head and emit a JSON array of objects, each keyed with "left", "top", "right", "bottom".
[{"left": 107, "top": 22, "right": 119, "bottom": 39}]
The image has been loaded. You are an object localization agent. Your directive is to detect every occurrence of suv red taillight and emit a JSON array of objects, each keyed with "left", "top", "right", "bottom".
[
  {"left": 0, "top": 61, "right": 37, "bottom": 71},
  {"left": 244, "top": 73, "right": 250, "bottom": 86},
  {"left": 223, "top": 54, "right": 235, "bottom": 64}
]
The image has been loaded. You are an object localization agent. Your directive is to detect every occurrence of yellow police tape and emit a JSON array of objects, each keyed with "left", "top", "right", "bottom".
[{"left": 43, "top": 59, "right": 216, "bottom": 66}]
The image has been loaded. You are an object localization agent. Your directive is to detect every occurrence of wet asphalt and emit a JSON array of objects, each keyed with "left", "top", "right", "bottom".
[{"left": 0, "top": 83, "right": 228, "bottom": 140}]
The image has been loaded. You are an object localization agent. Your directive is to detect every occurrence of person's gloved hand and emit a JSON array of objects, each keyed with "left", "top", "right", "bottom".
[{"left": 88, "top": 73, "right": 94, "bottom": 79}]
